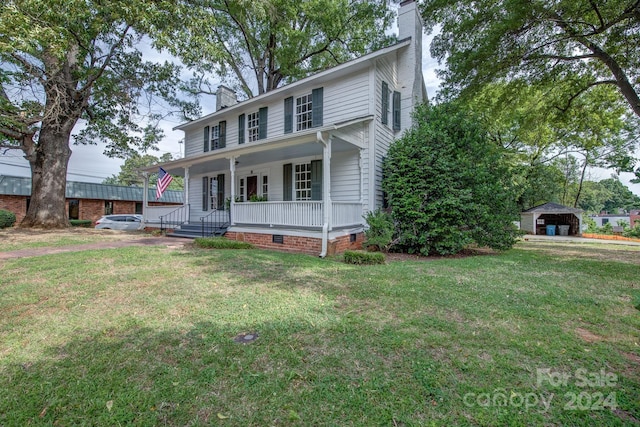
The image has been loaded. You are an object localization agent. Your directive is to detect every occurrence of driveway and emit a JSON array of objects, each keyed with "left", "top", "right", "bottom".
[{"left": 523, "top": 234, "right": 640, "bottom": 246}]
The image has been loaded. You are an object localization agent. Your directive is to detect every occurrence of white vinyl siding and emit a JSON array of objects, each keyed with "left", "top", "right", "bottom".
[
  {"left": 330, "top": 150, "right": 361, "bottom": 202},
  {"left": 372, "top": 58, "right": 398, "bottom": 209}
]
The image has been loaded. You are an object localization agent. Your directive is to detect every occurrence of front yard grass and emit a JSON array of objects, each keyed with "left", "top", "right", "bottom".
[{"left": 0, "top": 239, "right": 638, "bottom": 426}]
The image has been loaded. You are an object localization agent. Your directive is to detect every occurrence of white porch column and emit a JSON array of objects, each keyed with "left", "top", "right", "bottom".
[
  {"left": 229, "top": 156, "right": 236, "bottom": 225},
  {"left": 316, "top": 131, "right": 332, "bottom": 257},
  {"left": 184, "top": 166, "right": 190, "bottom": 206},
  {"left": 142, "top": 172, "right": 149, "bottom": 223},
  {"left": 324, "top": 136, "right": 332, "bottom": 231},
  {"left": 358, "top": 149, "right": 364, "bottom": 204}
]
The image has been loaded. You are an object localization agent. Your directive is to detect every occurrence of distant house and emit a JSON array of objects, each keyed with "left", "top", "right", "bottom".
[
  {"left": 0, "top": 175, "right": 182, "bottom": 224},
  {"left": 589, "top": 213, "right": 630, "bottom": 228},
  {"left": 520, "top": 203, "right": 583, "bottom": 236},
  {"left": 631, "top": 210, "right": 640, "bottom": 227},
  {"left": 140, "top": 0, "right": 427, "bottom": 256}
]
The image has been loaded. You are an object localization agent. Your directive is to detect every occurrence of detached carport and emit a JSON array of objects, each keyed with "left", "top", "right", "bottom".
[{"left": 520, "top": 202, "right": 583, "bottom": 236}]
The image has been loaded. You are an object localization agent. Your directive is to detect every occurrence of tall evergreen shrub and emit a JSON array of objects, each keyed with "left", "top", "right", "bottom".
[{"left": 382, "top": 102, "right": 520, "bottom": 255}]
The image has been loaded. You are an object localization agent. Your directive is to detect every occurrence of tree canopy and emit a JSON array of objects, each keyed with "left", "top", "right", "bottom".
[
  {"left": 103, "top": 153, "right": 184, "bottom": 190},
  {"left": 156, "top": 0, "right": 395, "bottom": 98},
  {"left": 0, "top": 0, "right": 197, "bottom": 227},
  {"left": 421, "top": 0, "right": 640, "bottom": 118}
]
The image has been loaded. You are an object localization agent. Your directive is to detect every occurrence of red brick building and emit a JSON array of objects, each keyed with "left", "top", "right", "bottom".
[{"left": 0, "top": 175, "right": 182, "bottom": 225}]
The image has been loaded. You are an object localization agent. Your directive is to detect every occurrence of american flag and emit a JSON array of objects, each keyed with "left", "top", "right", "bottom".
[{"left": 156, "top": 167, "right": 173, "bottom": 200}]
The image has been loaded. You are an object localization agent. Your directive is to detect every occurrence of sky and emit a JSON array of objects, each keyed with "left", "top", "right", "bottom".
[{"left": 1, "top": 22, "right": 638, "bottom": 197}]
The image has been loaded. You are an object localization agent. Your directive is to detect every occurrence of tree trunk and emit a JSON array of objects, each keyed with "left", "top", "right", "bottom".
[{"left": 20, "top": 125, "right": 74, "bottom": 229}]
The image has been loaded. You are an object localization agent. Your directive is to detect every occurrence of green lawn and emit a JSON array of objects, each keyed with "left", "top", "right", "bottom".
[{"left": 0, "top": 238, "right": 638, "bottom": 426}]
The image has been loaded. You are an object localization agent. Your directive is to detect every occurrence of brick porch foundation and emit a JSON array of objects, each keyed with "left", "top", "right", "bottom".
[{"left": 225, "top": 231, "right": 364, "bottom": 256}]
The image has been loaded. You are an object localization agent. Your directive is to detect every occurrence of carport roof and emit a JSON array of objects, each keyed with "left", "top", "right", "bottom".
[
  {"left": 0, "top": 175, "right": 183, "bottom": 203},
  {"left": 522, "top": 202, "right": 583, "bottom": 214}
]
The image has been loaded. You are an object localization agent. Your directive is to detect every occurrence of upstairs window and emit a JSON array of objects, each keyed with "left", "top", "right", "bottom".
[
  {"left": 205, "top": 121, "right": 226, "bottom": 152},
  {"left": 284, "top": 87, "right": 323, "bottom": 133},
  {"left": 296, "top": 94, "right": 313, "bottom": 131},
  {"left": 381, "top": 81, "right": 389, "bottom": 126},
  {"left": 211, "top": 124, "right": 220, "bottom": 149},
  {"left": 239, "top": 107, "right": 267, "bottom": 144},
  {"left": 247, "top": 111, "right": 260, "bottom": 142},
  {"left": 392, "top": 91, "right": 401, "bottom": 131}
]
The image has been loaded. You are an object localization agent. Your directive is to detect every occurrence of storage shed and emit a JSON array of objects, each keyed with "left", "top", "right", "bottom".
[{"left": 520, "top": 202, "right": 583, "bottom": 236}]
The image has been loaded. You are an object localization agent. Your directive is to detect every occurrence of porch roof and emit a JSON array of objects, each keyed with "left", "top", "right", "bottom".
[{"left": 141, "top": 115, "right": 373, "bottom": 177}]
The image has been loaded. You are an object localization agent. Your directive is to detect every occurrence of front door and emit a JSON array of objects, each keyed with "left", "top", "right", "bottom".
[{"left": 247, "top": 175, "right": 258, "bottom": 201}]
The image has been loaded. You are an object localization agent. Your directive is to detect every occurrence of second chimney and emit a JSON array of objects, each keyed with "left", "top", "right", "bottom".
[{"left": 216, "top": 85, "right": 238, "bottom": 111}]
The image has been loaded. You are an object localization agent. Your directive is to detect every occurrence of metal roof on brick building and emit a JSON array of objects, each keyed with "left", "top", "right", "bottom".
[{"left": 0, "top": 175, "right": 183, "bottom": 203}]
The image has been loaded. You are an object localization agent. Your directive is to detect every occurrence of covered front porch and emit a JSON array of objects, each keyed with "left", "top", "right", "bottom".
[{"left": 141, "top": 118, "right": 372, "bottom": 252}]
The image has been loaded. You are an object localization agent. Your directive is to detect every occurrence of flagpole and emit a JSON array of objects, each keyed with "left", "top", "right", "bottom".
[{"left": 142, "top": 171, "right": 149, "bottom": 226}]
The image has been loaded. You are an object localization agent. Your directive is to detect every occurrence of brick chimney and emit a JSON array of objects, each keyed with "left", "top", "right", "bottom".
[
  {"left": 216, "top": 85, "right": 238, "bottom": 111},
  {"left": 396, "top": 0, "right": 426, "bottom": 130}
]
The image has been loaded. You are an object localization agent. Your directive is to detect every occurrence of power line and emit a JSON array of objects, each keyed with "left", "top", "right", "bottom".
[{"left": 0, "top": 160, "right": 114, "bottom": 180}]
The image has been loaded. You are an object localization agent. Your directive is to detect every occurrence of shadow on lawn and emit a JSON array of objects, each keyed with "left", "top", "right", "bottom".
[{"left": 0, "top": 318, "right": 463, "bottom": 426}]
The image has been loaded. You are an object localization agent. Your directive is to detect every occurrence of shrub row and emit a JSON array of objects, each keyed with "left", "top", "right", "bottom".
[
  {"left": 194, "top": 237, "right": 254, "bottom": 249},
  {"left": 343, "top": 250, "right": 385, "bottom": 265},
  {"left": 0, "top": 210, "right": 16, "bottom": 229}
]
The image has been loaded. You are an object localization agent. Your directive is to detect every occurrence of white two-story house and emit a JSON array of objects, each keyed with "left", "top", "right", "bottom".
[{"left": 142, "top": 0, "right": 427, "bottom": 256}]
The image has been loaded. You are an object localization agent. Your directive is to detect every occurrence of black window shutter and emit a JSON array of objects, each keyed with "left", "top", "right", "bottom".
[
  {"left": 312, "top": 87, "right": 323, "bottom": 128},
  {"left": 284, "top": 97, "right": 293, "bottom": 134},
  {"left": 219, "top": 121, "right": 226, "bottom": 148},
  {"left": 202, "top": 176, "right": 209, "bottom": 211},
  {"left": 258, "top": 107, "right": 268, "bottom": 139},
  {"left": 392, "top": 91, "right": 401, "bottom": 131},
  {"left": 283, "top": 163, "right": 292, "bottom": 201},
  {"left": 217, "top": 174, "right": 225, "bottom": 210},
  {"left": 238, "top": 114, "right": 245, "bottom": 144},
  {"left": 381, "top": 81, "right": 389, "bottom": 125},
  {"left": 310, "top": 159, "right": 323, "bottom": 200},
  {"left": 203, "top": 126, "right": 210, "bottom": 152}
]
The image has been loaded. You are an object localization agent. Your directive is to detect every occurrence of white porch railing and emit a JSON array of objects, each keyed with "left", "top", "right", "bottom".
[
  {"left": 232, "top": 201, "right": 364, "bottom": 228},
  {"left": 145, "top": 205, "right": 189, "bottom": 225},
  {"left": 332, "top": 202, "right": 365, "bottom": 227},
  {"left": 233, "top": 201, "right": 323, "bottom": 227}
]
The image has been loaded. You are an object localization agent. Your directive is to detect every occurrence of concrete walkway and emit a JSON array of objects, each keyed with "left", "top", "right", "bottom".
[{"left": 522, "top": 234, "right": 640, "bottom": 246}]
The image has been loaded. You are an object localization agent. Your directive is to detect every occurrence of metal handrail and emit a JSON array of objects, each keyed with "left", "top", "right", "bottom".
[
  {"left": 160, "top": 204, "right": 190, "bottom": 232},
  {"left": 200, "top": 209, "right": 230, "bottom": 237}
]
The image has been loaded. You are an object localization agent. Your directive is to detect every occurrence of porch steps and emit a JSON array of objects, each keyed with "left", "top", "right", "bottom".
[{"left": 166, "top": 222, "right": 229, "bottom": 239}]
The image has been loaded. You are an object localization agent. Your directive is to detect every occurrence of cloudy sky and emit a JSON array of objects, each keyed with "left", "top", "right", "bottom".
[{"left": 1, "top": 26, "right": 638, "bottom": 196}]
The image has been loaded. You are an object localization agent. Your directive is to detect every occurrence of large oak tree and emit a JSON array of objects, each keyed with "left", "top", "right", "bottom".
[
  {"left": 0, "top": 0, "right": 198, "bottom": 228},
  {"left": 157, "top": 0, "right": 395, "bottom": 98},
  {"left": 421, "top": 0, "right": 640, "bottom": 118}
]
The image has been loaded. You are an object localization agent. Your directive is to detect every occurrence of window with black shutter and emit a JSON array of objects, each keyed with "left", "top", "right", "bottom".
[
  {"left": 284, "top": 97, "right": 293, "bottom": 134},
  {"left": 202, "top": 176, "right": 209, "bottom": 211},
  {"left": 381, "top": 81, "right": 389, "bottom": 125},
  {"left": 238, "top": 114, "right": 245, "bottom": 144},
  {"left": 283, "top": 163, "right": 292, "bottom": 201},
  {"left": 392, "top": 91, "right": 401, "bottom": 131}
]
